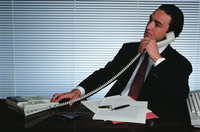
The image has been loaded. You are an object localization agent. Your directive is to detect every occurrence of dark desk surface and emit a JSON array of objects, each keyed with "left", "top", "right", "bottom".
[{"left": 0, "top": 99, "right": 199, "bottom": 132}]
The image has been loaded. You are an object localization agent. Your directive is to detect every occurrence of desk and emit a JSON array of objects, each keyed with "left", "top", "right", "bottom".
[{"left": 0, "top": 99, "right": 198, "bottom": 132}]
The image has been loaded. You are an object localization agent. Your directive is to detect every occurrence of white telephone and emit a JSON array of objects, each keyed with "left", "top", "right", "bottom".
[
  {"left": 59, "top": 32, "right": 175, "bottom": 106},
  {"left": 157, "top": 32, "right": 175, "bottom": 48}
]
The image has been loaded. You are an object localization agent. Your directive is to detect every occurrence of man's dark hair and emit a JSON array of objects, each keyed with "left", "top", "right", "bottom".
[{"left": 159, "top": 4, "right": 184, "bottom": 38}]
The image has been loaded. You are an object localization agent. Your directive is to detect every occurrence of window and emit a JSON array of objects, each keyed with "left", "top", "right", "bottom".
[{"left": 0, "top": 0, "right": 199, "bottom": 99}]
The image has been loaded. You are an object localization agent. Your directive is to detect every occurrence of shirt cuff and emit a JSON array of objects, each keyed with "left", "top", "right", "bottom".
[
  {"left": 74, "top": 86, "right": 85, "bottom": 96},
  {"left": 154, "top": 57, "right": 165, "bottom": 66}
]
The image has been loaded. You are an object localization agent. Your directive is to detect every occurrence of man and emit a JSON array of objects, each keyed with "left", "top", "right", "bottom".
[{"left": 52, "top": 4, "right": 192, "bottom": 114}]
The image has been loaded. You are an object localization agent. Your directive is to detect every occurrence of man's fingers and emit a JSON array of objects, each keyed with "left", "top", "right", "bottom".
[
  {"left": 138, "top": 42, "right": 147, "bottom": 53},
  {"left": 51, "top": 93, "right": 60, "bottom": 102},
  {"left": 139, "top": 38, "right": 157, "bottom": 53},
  {"left": 139, "top": 38, "right": 149, "bottom": 53},
  {"left": 70, "top": 93, "right": 80, "bottom": 103},
  {"left": 52, "top": 93, "right": 67, "bottom": 102}
]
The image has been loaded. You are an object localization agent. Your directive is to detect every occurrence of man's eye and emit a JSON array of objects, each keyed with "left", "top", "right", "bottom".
[{"left": 156, "top": 23, "right": 160, "bottom": 27}]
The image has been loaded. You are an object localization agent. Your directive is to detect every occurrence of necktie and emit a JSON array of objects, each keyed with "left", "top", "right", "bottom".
[{"left": 128, "top": 53, "right": 149, "bottom": 100}]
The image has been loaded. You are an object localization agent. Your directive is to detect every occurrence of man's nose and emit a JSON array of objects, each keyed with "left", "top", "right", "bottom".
[{"left": 146, "top": 22, "right": 154, "bottom": 30}]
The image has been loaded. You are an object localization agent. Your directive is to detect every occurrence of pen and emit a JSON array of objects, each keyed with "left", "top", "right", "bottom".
[
  {"left": 111, "top": 104, "right": 130, "bottom": 111},
  {"left": 99, "top": 105, "right": 112, "bottom": 109}
]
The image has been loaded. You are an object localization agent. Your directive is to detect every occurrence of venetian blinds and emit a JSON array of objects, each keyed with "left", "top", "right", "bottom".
[{"left": 0, "top": 0, "right": 200, "bottom": 99}]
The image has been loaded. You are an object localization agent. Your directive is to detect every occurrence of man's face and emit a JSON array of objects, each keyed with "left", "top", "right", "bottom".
[{"left": 144, "top": 9, "right": 171, "bottom": 42}]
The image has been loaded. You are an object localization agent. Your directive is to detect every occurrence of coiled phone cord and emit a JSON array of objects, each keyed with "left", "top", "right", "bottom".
[
  {"left": 57, "top": 52, "right": 142, "bottom": 107},
  {"left": 57, "top": 32, "right": 175, "bottom": 107}
]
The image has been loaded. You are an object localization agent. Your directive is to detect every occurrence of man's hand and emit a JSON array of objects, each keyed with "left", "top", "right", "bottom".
[
  {"left": 139, "top": 37, "right": 162, "bottom": 62},
  {"left": 51, "top": 89, "right": 81, "bottom": 106}
]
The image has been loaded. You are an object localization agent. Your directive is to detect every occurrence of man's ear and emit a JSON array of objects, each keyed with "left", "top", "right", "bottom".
[{"left": 166, "top": 30, "right": 175, "bottom": 38}]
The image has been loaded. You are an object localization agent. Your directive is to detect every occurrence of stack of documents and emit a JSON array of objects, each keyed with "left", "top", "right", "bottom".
[{"left": 81, "top": 95, "right": 158, "bottom": 124}]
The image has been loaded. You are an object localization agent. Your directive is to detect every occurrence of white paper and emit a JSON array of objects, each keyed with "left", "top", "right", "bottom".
[
  {"left": 81, "top": 98, "right": 103, "bottom": 113},
  {"left": 92, "top": 95, "right": 147, "bottom": 124},
  {"left": 81, "top": 95, "right": 120, "bottom": 113}
]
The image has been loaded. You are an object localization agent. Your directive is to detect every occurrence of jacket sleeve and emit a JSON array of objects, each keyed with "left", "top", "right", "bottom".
[
  {"left": 149, "top": 47, "right": 193, "bottom": 102},
  {"left": 78, "top": 43, "right": 139, "bottom": 96}
]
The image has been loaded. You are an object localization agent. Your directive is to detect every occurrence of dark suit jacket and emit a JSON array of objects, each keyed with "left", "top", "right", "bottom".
[{"left": 78, "top": 42, "right": 192, "bottom": 113}]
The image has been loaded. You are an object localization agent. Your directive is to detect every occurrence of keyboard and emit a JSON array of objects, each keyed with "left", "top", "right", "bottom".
[
  {"left": 186, "top": 90, "right": 200, "bottom": 128},
  {"left": 6, "top": 95, "right": 69, "bottom": 117}
]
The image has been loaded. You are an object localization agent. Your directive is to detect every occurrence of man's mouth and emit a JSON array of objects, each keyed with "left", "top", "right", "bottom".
[
  {"left": 145, "top": 32, "right": 151, "bottom": 37},
  {"left": 144, "top": 31, "right": 152, "bottom": 37}
]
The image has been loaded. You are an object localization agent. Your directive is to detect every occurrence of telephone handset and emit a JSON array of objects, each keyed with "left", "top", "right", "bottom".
[
  {"left": 58, "top": 32, "right": 175, "bottom": 107},
  {"left": 157, "top": 32, "right": 175, "bottom": 48}
]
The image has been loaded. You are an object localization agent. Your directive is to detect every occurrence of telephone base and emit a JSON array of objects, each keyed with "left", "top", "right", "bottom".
[{"left": 6, "top": 95, "right": 67, "bottom": 117}]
